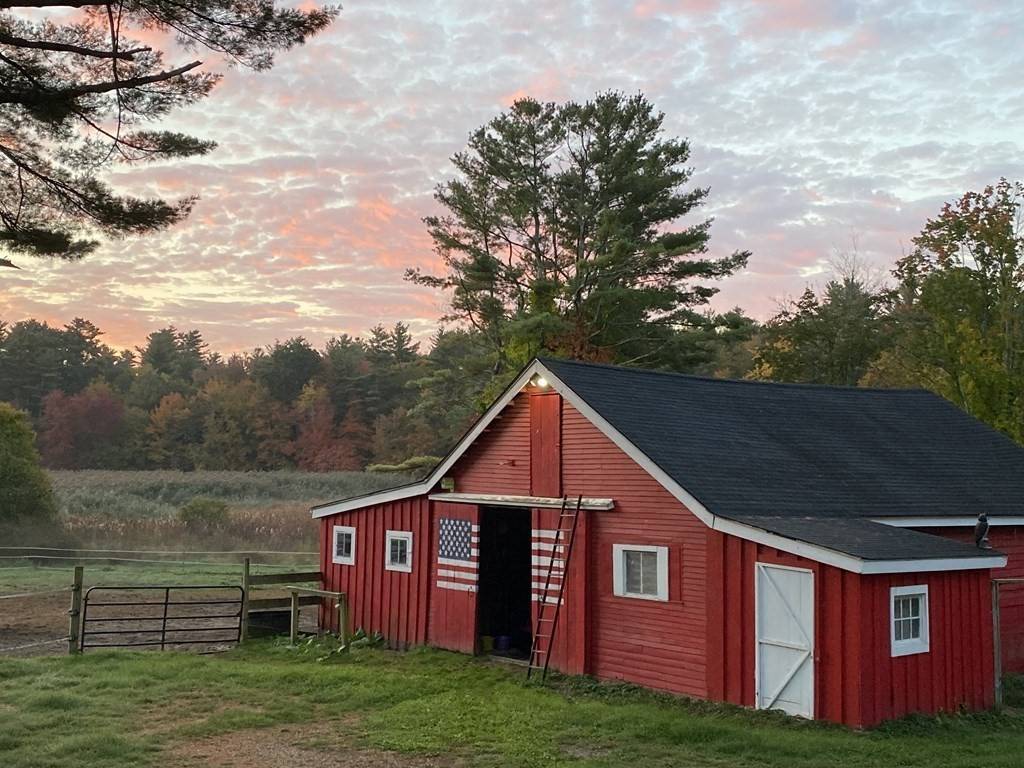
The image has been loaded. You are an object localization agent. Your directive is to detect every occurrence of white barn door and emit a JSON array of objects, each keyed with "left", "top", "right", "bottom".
[{"left": 755, "top": 563, "right": 814, "bottom": 718}]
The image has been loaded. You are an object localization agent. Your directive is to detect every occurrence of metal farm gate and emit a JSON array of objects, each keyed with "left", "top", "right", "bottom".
[{"left": 79, "top": 585, "right": 244, "bottom": 652}]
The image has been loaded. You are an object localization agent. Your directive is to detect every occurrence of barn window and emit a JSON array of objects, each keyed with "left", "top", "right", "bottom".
[
  {"left": 612, "top": 544, "right": 668, "bottom": 601},
  {"left": 890, "top": 585, "right": 929, "bottom": 656},
  {"left": 385, "top": 530, "right": 413, "bottom": 573},
  {"left": 332, "top": 525, "right": 356, "bottom": 566}
]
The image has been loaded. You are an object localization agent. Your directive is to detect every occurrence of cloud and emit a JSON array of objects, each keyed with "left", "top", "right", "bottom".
[{"left": 2, "top": 0, "right": 1023, "bottom": 351}]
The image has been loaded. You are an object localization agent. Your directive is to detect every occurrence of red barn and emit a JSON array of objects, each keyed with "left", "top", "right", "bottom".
[{"left": 312, "top": 358, "right": 1022, "bottom": 727}]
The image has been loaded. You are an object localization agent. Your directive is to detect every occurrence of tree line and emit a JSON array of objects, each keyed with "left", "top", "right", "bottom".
[
  {"left": 0, "top": 320, "right": 478, "bottom": 472},
  {"left": 2, "top": 91, "right": 1022, "bottom": 471},
  {"left": 2, "top": 174, "right": 1021, "bottom": 473}
]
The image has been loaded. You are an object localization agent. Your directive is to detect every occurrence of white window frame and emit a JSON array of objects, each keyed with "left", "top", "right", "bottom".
[
  {"left": 890, "top": 584, "right": 930, "bottom": 657},
  {"left": 385, "top": 530, "right": 413, "bottom": 573},
  {"left": 331, "top": 525, "right": 356, "bottom": 566},
  {"left": 612, "top": 544, "right": 669, "bottom": 601}
]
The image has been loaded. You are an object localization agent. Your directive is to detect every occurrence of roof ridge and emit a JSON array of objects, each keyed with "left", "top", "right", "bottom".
[{"left": 537, "top": 356, "right": 933, "bottom": 395}]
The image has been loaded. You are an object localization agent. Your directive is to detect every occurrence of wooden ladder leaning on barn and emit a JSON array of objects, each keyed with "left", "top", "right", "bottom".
[{"left": 527, "top": 494, "right": 583, "bottom": 682}]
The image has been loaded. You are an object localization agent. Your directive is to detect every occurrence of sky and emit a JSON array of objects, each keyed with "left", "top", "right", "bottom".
[{"left": 2, "top": 0, "right": 1023, "bottom": 353}]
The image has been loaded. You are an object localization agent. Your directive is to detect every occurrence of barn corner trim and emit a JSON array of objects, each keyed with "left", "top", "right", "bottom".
[{"left": 311, "top": 359, "right": 1008, "bottom": 575}]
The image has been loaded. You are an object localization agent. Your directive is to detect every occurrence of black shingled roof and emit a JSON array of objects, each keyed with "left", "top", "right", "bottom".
[
  {"left": 541, "top": 358, "right": 1023, "bottom": 561},
  {"left": 727, "top": 516, "right": 992, "bottom": 561}
]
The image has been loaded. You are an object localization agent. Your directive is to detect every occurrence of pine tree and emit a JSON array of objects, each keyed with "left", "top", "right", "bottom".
[
  {"left": 409, "top": 92, "right": 750, "bottom": 370},
  {"left": 1, "top": 1, "right": 337, "bottom": 267}
]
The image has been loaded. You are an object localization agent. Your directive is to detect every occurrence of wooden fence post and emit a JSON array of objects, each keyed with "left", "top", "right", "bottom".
[
  {"left": 338, "top": 593, "right": 350, "bottom": 649},
  {"left": 993, "top": 580, "right": 1003, "bottom": 706},
  {"left": 289, "top": 590, "right": 300, "bottom": 646},
  {"left": 67, "top": 566, "right": 83, "bottom": 655},
  {"left": 240, "top": 557, "right": 251, "bottom": 643}
]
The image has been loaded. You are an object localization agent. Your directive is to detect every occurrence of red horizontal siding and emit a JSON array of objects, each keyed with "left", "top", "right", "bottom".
[
  {"left": 452, "top": 394, "right": 531, "bottom": 494},
  {"left": 923, "top": 525, "right": 1024, "bottom": 674},
  {"left": 319, "top": 496, "right": 431, "bottom": 649},
  {"left": 562, "top": 404, "right": 708, "bottom": 698}
]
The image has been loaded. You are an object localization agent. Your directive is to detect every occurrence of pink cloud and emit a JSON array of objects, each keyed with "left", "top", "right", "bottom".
[
  {"left": 3, "top": 0, "right": 1022, "bottom": 355},
  {"left": 632, "top": 0, "right": 720, "bottom": 20}
]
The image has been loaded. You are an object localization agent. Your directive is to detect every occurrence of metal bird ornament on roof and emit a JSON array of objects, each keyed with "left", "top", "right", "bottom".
[{"left": 975, "top": 513, "right": 991, "bottom": 549}]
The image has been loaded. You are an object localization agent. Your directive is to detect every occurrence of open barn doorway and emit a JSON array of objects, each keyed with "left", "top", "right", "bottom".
[{"left": 477, "top": 506, "right": 532, "bottom": 660}]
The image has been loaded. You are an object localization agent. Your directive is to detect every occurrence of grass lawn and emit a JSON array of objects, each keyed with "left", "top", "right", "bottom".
[{"left": 1, "top": 640, "right": 1023, "bottom": 768}]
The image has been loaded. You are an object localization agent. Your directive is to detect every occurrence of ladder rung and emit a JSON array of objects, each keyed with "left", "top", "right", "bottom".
[
  {"left": 537, "top": 617, "right": 554, "bottom": 622},
  {"left": 535, "top": 633, "right": 551, "bottom": 639}
]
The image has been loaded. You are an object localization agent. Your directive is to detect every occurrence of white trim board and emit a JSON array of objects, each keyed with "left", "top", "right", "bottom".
[
  {"left": 890, "top": 584, "right": 930, "bottom": 657},
  {"left": 612, "top": 543, "right": 670, "bottom": 601},
  {"left": 874, "top": 516, "right": 1024, "bottom": 528},
  {"left": 427, "top": 492, "right": 614, "bottom": 511},
  {"left": 309, "top": 359, "right": 1008, "bottom": 575}
]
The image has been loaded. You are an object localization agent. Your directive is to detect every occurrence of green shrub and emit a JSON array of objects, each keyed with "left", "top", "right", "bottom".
[
  {"left": 0, "top": 403, "right": 57, "bottom": 524},
  {"left": 1004, "top": 674, "right": 1024, "bottom": 707},
  {"left": 178, "top": 497, "right": 230, "bottom": 529}
]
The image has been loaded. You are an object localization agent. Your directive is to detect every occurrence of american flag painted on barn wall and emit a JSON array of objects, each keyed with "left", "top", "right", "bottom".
[
  {"left": 436, "top": 518, "right": 479, "bottom": 592},
  {"left": 531, "top": 527, "right": 564, "bottom": 604}
]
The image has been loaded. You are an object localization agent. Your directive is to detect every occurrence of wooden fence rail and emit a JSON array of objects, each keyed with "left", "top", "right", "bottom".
[{"left": 240, "top": 558, "right": 328, "bottom": 642}]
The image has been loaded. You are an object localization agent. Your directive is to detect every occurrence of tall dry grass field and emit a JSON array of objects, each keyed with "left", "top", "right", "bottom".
[{"left": 41, "top": 470, "right": 418, "bottom": 551}]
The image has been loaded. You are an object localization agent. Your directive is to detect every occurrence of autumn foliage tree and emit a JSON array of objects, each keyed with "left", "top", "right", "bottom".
[
  {"left": 37, "top": 381, "right": 141, "bottom": 467},
  {"left": 146, "top": 391, "right": 198, "bottom": 468},
  {"left": 293, "top": 385, "right": 348, "bottom": 471},
  {"left": 0, "top": 0, "right": 337, "bottom": 268},
  {"left": 869, "top": 179, "right": 1024, "bottom": 441}
]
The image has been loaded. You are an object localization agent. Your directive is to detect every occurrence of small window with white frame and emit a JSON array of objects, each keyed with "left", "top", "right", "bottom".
[
  {"left": 612, "top": 544, "right": 669, "bottom": 601},
  {"left": 332, "top": 525, "right": 356, "bottom": 566},
  {"left": 385, "top": 530, "right": 413, "bottom": 573},
  {"left": 890, "top": 584, "right": 929, "bottom": 656}
]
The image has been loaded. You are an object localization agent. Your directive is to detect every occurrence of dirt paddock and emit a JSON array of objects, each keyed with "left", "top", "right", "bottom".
[{"left": 0, "top": 591, "right": 70, "bottom": 656}]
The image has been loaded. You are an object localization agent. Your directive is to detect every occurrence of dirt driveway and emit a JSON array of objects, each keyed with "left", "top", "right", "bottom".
[{"left": 168, "top": 722, "right": 458, "bottom": 768}]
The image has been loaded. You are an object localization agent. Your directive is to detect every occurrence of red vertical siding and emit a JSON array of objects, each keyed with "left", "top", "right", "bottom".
[
  {"left": 530, "top": 392, "right": 562, "bottom": 497},
  {"left": 427, "top": 501, "right": 480, "bottom": 653},
  {"left": 856, "top": 570, "right": 995, "bottom": 726},
  {"left": 319, "top": 496, "right": 432, "bottom": 649},
  {"left": 707, "top": 530, "right": 996, "bottom": 727},
  {"left": 707, "top": 535, "right": 824, "bottom": 711},
  {"left": 924, "top": 525, "right": 1024, "bottom": 673},
  {"left": 562, "top": 404, "right": 708, "bottom": 697}
]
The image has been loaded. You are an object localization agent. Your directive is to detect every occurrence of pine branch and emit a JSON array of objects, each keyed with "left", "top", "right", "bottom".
[
  {"left": 0, "top": 31, "right": 151, "bottom": 61},
  {"left": 0, "top": 1, "right": 102, "bottom": 8},
  {"left": 0, "top": 60, "right": 203, "bottom": 104}
]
